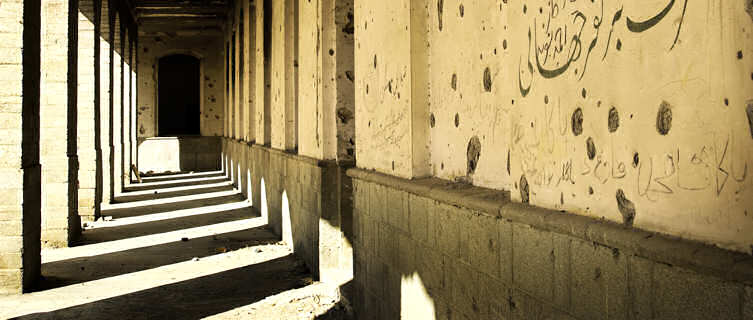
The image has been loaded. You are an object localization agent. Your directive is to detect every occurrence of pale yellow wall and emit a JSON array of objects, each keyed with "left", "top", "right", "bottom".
[
  {"left": 136, "top": 34, "right": 225, "bottom": 138},
  {"left": 356, "top": 0, "right": 753, "bottom": 253},
  {"left": 354, "top": 1, "right": 418, "bottom": 178}
]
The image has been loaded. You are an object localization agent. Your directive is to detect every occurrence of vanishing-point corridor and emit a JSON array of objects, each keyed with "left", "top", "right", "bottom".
[
  {"left": 2, "top": 0, "right": 753, "bottom": 319},
  {"left": 0, "top": 171, "right": 349, "bottom": 319}
]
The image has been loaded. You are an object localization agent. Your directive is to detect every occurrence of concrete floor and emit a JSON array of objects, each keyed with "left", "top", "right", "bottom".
[{"left": 0, "top": 172, "right": 351, "bottom": 320}]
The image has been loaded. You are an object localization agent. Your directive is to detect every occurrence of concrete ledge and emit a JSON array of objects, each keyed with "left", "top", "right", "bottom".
[{"left": 347, "top": 167, "right": 753, "bottom": 286}]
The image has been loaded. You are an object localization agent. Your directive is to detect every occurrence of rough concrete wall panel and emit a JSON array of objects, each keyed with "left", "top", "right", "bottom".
[
  {"left": 297, "top": 0, "right": 324, "bottom": 159},
  {"left": 423, "top": 0, "right": 753, "bottom": 253},
  {"left": 354, "top": 0, "right": 413, "bottom": 178}
]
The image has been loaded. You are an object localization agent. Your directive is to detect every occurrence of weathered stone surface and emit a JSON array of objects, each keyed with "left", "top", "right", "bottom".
[{"left": 513, "top": 223, "right": 554, "bottom": 302}]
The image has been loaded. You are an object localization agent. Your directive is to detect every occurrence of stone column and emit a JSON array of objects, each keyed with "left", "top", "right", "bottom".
[
  {"left": 354, "top": 0, "right": 430, "bottom": 179},
  {"left": 233, "top": 0, "right": 242, "bottom": 140},
  {"left": 298, "top": 0, "right": 354, "bottom": 162},
  {"left": 254, "top": 0, "right": 268, "bottom": 145},
  {"left": 40, "top": 0, "right": 80, "bottom": 247},
  {"left": 98, "top": 0, "right": 112, "bottom": 205},
  {"left": 270, "top": 0, "right": 297, "bottom": 151},
  {"left": 0, "top": 0, "right": 42, "bottom": 295},
  {"left": 111, "top": 12, "right": 122, "bottom": 196},
  {"left": 130, "top": 32, "right": 137, "bottom": 179},
  {"left": 243, "top": 0, "right": 255, "bottom": 142},
  {"left": 77, "top": 0, "right": 97, "bottom": 221},
  {"left": 122, "top": 30, "right": 130, "bottom": 185}
]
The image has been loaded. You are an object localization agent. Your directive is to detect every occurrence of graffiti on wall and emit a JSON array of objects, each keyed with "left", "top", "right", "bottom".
[{"left": 518, "top": 0, "right": 689, "bottom": 96}]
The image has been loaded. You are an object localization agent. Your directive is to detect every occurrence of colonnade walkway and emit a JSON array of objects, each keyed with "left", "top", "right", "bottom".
[{"left": 0, "top": 172, "right": 350, "bottom": 319}]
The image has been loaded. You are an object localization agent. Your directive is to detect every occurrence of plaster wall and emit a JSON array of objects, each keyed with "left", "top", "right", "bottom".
[
  {"left": 356, "top": 0, "right": 753, "bottom": 253},
  {"left": 136, "top": 34, "right": 225, "bottom": 138},
  {"left": 298, "top": 0, "right": 355, "bottom": 161}
]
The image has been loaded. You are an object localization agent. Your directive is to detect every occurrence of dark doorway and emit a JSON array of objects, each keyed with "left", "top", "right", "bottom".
[{"left": 158, "top": 54, "right": 200, "bottom": 136}]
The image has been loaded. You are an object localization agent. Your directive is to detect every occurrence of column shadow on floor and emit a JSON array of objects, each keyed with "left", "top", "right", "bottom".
[
  {"left": 39, "top": 225, "right": 279, "bottom": 290},
  {"left": 102, "top": 191, "right": 246, "bottom": 219},
  {"left": 15, "top": 255, "right": 308, "bottom": 320},
  {"left": 78, "top": 204, "right": 259, "bottom": 244}
]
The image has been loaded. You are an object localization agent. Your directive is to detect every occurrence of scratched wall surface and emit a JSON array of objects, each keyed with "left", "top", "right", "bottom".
[
  {"left": 355, "top": 0, "right": 415, "bottom": 178},
  {"left": 422, "top": 0, "right": 753, "bottom": 253},
  {"left": 137, "top": 34, "right": 225, "bottom": 138},
  {"left": 298, "top": 0, "right": 324, "bottom": 159}
]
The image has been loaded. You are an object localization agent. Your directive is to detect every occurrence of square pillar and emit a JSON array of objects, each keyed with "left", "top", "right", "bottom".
[
  {"left": 0, "top": 0, "right": 42, "bottom": 294},
  {"left": 77, "top": 0, "right": 98, "bottom": 221},
  {"left": 354, "top": 0, "right": 430, "bottom": 179},
  {"left": 40, "top": 0, "right": 80, "bottom": 247},
  {"left": 98, "top": 0, "right": 112, "bottom": 205}
]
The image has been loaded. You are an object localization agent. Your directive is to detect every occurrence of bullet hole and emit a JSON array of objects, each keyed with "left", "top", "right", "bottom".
[
  {"left": 616, "top": 39, "right": 622, "bottom": 50},
  {"left": 746, "top": 101, "right": 753, "bottom": 139},
  {"left": 455, "top": 113, "right": 460, "bottom": 127},
  {"left": 506, "top": 150, "right": 510, "bottom": 174},
  {"left": 392, "top": 161, "right": 395, "bottom": 171},
  {"left": 616, "top": 189, "right": 636, "bottom": 227},
  {"left": 337, "top": 107, "right": 354, "bottom": 124},
  {"left": 581, "top": 88, "right": 587, "bottom": 98},
  {"left": 366, "top": 84, "right": 369, "bottom": 94},
  {"left": 373, "top": 55, "right": 377, "bottom": 69},
  {"left": 345, "top": 70, "right": 354, "bottom": 82},
  {"left": 139, "top": 124, "right": 146, "bottom": 134},
  {"left": 143, "top": 47, "right": 149, "bottom": 53},
  {"left": 388, "top": 80, "right": 393, "bottom": 93},
  {"left": 633, "top": 152, "right": 640, "bottom": 167},
  {"left": 656, "top": 101, "right": 673, "bottom": 135},
  {"left": 571, "top": 108, "right": 584, "bottom": 136},
  {"left": 483, "top": 67, "right": 493, "bottom": 92},
  {"left": 459, "top": 4, "right": 464, "bottom": 17},
  {"left": 451, "top": 73, "right": 457, "bottom": 90},
  {"left": 588, "top": 186, "right": 594, "bottom": 195},
  {"left": 494, "top": 48, "right": 497, "bottom": 55},
  {"left": 608, "top": 106, "right": 619, "bottom": 132},
  {"left": 520, "top": 175, "right": 529, "bottom": 203},
  {"left": 523, "top": 4, "right": 527, "bottom": 14},
  {"left": 503, "top": 39, "right": 508, "bottom": 50},
  {"left": 467, "top": 136, "right": 481, "bottom": 175},
  {"left": 612, "top": 247, "right": 620, "bottom": 259},
  {"left": 208, "top": 83, "right": 214, "bottom": 88},
  {"left": 738, "top": 51, "right": 744, "bottom": 59},
  {"left": 437, "top": 0, "right": 444, "bottom": 31},
  {"left": 342, "top": 11, "right": 355, "bottom": 34},
  {"left": 215, "top": 115, "right": 220, "bottom": 120},
  {"left": 586, "top": 137, "right": 596, "bottom": 160},
  {"left": 441, "top": 162, "right": 444, "bottom": 170},
  {"left": 594, "top": 267, "right": 602, "bottom": 280},
  {"left": 539, "top": 7, "right": 543, "bottom": 14},
  {"left": 724, "top": 98, "right": 729, "bottom": 106},
  {"left": 329, "top": 49, "right": 335, "bottom": 56},
  {"left": 544, "top": 95, "right": 549, "bottom": 104},
  {"left": 430, "top": 113, "right": 436, "bottom": 128},
  {"left": 560, "top": 192, "right": 564, "bottom": 205}
]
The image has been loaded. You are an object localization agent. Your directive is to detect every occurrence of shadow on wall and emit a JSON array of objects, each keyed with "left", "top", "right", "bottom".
[{"left": 137, "top": 136, "right": 221, "bottom": 174}]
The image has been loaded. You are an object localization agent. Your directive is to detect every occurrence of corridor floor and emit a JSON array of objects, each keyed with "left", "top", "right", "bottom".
[{"left": 0, "top": 171, "right": 351, "bottom": 320}]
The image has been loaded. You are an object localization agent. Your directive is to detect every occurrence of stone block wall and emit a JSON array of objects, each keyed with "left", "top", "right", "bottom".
[
  {"left": 348, "top": 168, "right": 753, "bottom": 319},
  {"left": 137, "top": 136, "right": 221, "bottom": 174},
  {"left": 222, "top": 138, "right": 352, "bottom": 284}
]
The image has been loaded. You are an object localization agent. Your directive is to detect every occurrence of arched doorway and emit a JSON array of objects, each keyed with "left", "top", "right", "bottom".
[{"left": 158, "top": 54, "right": 200, "bottom": 136}]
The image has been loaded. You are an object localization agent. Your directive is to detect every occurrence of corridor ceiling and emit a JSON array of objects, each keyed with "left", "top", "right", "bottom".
[{"left": 134, "top": 0, "right": 230, "bottom": 35}]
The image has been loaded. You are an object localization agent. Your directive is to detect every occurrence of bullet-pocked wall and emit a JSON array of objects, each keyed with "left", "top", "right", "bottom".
[
  {"left": 136, "top": 33, "right": 225, "bottom": 173},
  {"left": 356, "top": 0, "right": 753, "bottom": 254}
]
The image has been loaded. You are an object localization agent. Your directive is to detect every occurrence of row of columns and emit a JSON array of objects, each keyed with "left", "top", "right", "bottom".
[
  {"left": 0, "top": 0, "right": 139, "bottom": 294},
  {"left": 222, "top": 0, "right": 355, "bottom": 162}
]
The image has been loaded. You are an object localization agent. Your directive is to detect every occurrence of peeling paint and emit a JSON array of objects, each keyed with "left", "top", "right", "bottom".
[{"left": 616, "top": 189, "right": 636, "bottom": 227}]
